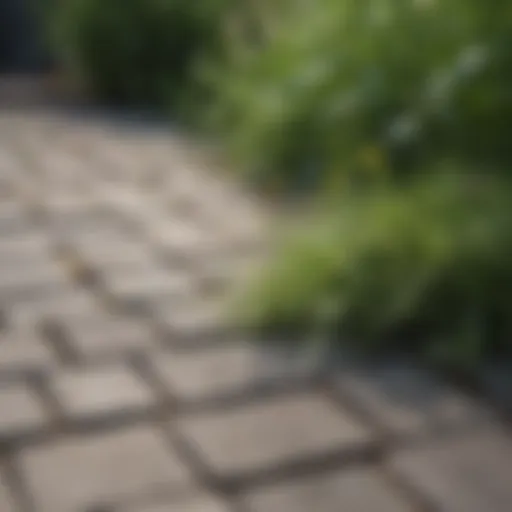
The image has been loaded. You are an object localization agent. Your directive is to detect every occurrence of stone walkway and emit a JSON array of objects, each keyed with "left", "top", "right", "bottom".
[{"left": 0, "top": 109, "right": 511, "bottom": 512}]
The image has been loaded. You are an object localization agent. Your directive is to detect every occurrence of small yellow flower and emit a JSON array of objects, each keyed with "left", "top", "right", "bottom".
[{"left": 358, "top": 145, "right": 387, "bottom": 172}]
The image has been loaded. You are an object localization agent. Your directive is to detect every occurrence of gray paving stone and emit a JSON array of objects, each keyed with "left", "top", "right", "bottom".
[
  {"left": 127, "top": 491, "right": 231, "bottom": 512},
  {"left": 9, "top": 288, "right": 99, "bottom": 327},
  {"left": 0, "top": 233, "right": 52, "bottom": 263},
  {"left": 149, "top": 219, "right": 216, "bottom": 263},
  {"left": 74, "top": 239, "right": 155, "bottom": 272},
  {"left": 154, "top": 297, "right": 230, "bottom": 343},
  {"left": 0, "top": 383, "right": 48, "bottom": 442},
  {"left": 150, "top": 342, "right": 323, "bottom": 405},
  {"left": 175, "top": 392, "right": 374, "bottom": 480},
  {"left": 0, "top": 260, "right": 70, "bottom": 302},
  {"left": 56, "top": 313, "right": 156, "bottom": 361},
  {"left": 333, "top": 361, "right": 488, "bottom": 437},
  {"left": 243, "top": 468, "right": 413, "bottom": 512},
  {"left": 390, "top": 429, "right": 512, "bottom": 512},
  {"left": 0, "top": 330, "right": 55, "bottom": 377},
  {"left": 0, "top": 202, "right": 30, "bottom": 235},
  {"left": 52, "top": 364, "right": 156, "bottom": 424},
  {"left": 18, "top": 426, "right": 191, "bottom": 512},
  {"left": 102, "top": 266, "right": 194, "bottom": 309},
  {"left": 0, "top": 471, "right": 16, "bottom": 512}
]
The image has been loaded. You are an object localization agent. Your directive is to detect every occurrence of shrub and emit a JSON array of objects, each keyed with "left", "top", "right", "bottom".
[
  {"left": 48, "top": 0, "right": 231, "bottom": 109},
  {"left": 235, "top": 171, "right": 512, "bottom": 370},
  {"left": 210, "top": 0, "right": 512, "bottom": 191}
]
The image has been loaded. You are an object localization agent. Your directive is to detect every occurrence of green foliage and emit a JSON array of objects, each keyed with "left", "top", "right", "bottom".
[
  {"left": 237, "top": 172, "right": 512, "bottom": 369},
  {"left": 49, "top": 0, "right": 231, "bottom": 109},
  {"left": 210, "top": 0, "right": 512, "bottom": 190}
]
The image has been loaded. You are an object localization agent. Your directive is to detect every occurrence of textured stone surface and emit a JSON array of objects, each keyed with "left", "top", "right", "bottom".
[
  {"left": 176, "top": 392, "right": 374, "bottom": 479},
  {"left": 0, "top": 471, "right": 15, "bottom": 512},
  {"left": 0, "top": 330, "right": 55, "bottom": 376},
  {"left": 333, "top": 361, "right": 486, "bottom": 436},
  {"left": 0, "top": 383, "right": 48, "bottom": 442},
  {"left": 102, "top": 265, "right": 194, "bottom": 308},
  {"left": 154, "top": 297, "right": 230, "bottom": 342},
  {"left": 243, "top": 469, "right": 413, "bottom": 512},
  {"left": 19, "top": 427, "right": 191, "bottom": 512},
  {"left": 391, "top": 430, "right": 512, "bottom": 512},
  {"left": 151, "top": 342, "right": 322, "bottom": 405},
  {"left": 56, "top": 313, "right": 155, "bottom": 361},
  {"left": 52, "top": 365, "right": 156, "bottom": 424},
  {"left": 128, "top": 491, "right": 232, "bottom": 512}
]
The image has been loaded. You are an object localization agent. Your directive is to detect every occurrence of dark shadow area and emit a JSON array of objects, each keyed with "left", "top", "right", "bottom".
[{"left": 0, "top": 0, "right": 53, "bottom": 73}]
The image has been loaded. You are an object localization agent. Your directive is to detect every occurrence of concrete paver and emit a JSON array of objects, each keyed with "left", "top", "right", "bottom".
[
  {"left": 0, "top": 383, "right": 48, "bottom": 442},
  {"left": 390, "top": 429, "right": 512, "bottom": 512},
  {"left": 18, "top": 426, "right": 191, "bottom": 512},
  {"left": 175, "top": 392, "right": 375, "bottom": 480},
  {"left": 52, "top": 364, "right": 156, "bottom": 425},
  {"left": 242, "top": 469, "right": 413, "bottom": 512},
  {"left": 333, "top": 361, "right": 489, "bottom": 438}
]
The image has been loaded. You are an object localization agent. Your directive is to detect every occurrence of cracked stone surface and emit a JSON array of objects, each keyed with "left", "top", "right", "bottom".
[{"left": 0, "top": 108, "right": 510, "bottom": 512}]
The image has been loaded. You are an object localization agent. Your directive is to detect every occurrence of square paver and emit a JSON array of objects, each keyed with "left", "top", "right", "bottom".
[
  {"left": 102, "top": 265, "right": 194, "bottom": 310},
  {"left": 175, "top": 392, "right": 375, "bottom": 480},
  {"left": 243, "top": 468, "right": 413, "bottom": 512},
  {"left": 0, "top": 383, "right": 48, "bottom": 442},
  {"left": 0, "top": 330, "right": 55, "bottom": 377},
  {"left": 55, "top": 313, "right": 156, "bottom": 361},
  {"left": 0, "top": 471, "right": 16, "bottom": 512},
  {"left": 10, "top": 287, "right": 99, "bottom": 327},
  {"left": 150, "top": 342, "right": 323, "bottom": 405},
  {"left": 52, "top": 364, "right": 157, "bottom": 425},
  {"left": 127, "top": 490, "right": 232, "bottom": 512},
  {"left": 390, "top": 429, "right": 512, "bottom": 512},
  {"left": 18, "top": 426, "right": 191, "bottom": 512},
  {"left": 154, "top": 297, "right": 231, "bottom": 344},
  {"left": 0, "top": 260, "right": 69, "bottom": 302},
  {"left": 0, "top": 202, "right": 29, "bottom": 235},
  {"left": 333, "top": 360, "right": 488, "bottom": 437},
  {"left": 74, "top": 239, "right": 156, "bottom": 272}
]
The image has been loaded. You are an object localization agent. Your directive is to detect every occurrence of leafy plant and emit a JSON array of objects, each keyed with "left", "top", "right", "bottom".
[
  {"left": 48, "top": 0, "right": 231, "bottom": 109},
  {"left": 236, "top": 171, "right": 512, "bottom": 369}
]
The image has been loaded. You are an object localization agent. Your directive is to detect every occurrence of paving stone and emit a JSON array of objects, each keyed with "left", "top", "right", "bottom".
[
  {"left": 149, "top": 219, "right": 215, "bottom": 263},
  {"left": 18, "top": 426, "right": 191, "bottom": 512},
  {"left": 9, "top": 288, "right": 99, "bottom": 327},
  {"left": 150, "top": 342, "right": 323, "bottom": 405},
  {"left": 52, "top": 364, "right": 156, "bottom": 424},
  {"left": 102, "top": 266, "right": 194, "bottom": 309},
  {"left": 0, "top": 383, "right": 48, "bottom": 442},
  {"left": 56, "top": 313, "right": 156, "bottom": 361},
  {"left": 333, "top": 360, "right": 488, "bottom": 437},
  {"left": 0, "top": 260, "right": 69, "bottom": 302},
  {"left": 0, "top": 202, "right": 30, "bottom": 235},
  {"left": 154, "top": 297, "right": 231, "bottom": 343},
  {"left": 74, "top": 238, "right": 155, "bottom": 272},
  {"left": 175, "top": 392, "right": 374, "bottom": 480},
  {"left": 0, "top": 471, "right": 16, "bottom": 512},
  {"left": 0, "top": 330, "right": 55, "bottom": 377},
  {"left": 243, "top": 468, "right": 413, "bottom": 512},
  {"left": 126, "top": 490, "right": 231, "bottom": 512},
  {"left": 390, "top": 429, "right": 512, "bottom": 512},
  {"left": 0, "top": 233, "right": 52, "bottom": 263}
]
